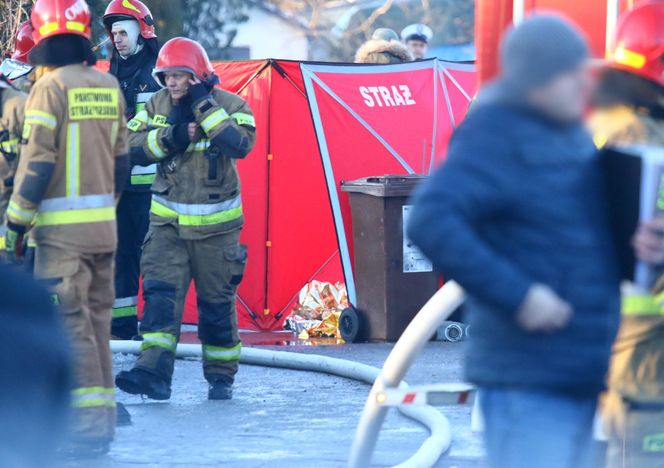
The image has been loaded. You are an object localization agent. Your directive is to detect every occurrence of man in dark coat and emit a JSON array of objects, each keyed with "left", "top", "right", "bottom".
[
  {"left": 407, "top": 15, "right": 621, "bottom": 468},
  {"left": 103, "top": 0, "right": 161, "bottom": 340}
]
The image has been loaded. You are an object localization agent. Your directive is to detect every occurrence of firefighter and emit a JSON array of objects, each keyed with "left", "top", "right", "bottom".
[
  {"left": 0, "top": 23, "right": 34, "bottom": 268},
  {"left": 588, "top": 2, "right": 664, "bottom": 466},
  {"left": 103, "top": 0, "right": 160, "bottom": 340},
  {"left": 400, "top": 23, "right": 432, "bottom": 60},
  {"left": 0, "top": 21, "right": 36, "bottom": 93},
  {"left": 4, "top": 0, "right": 129, "bottom": 456},
  {"left": 115, "top": 37, "right": 255, "bottom": 401},
  {"left": 0, "top": 75, "right": 26, "bottom": 250}
]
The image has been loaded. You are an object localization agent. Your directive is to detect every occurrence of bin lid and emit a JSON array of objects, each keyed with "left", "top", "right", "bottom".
[{"left": 340, "top": 174, "right": 428, "bottom": 197}]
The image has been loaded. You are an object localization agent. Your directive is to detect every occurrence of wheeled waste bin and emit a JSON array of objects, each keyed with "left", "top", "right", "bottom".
[{"left": 340, "top": 175, "right": 439, "bottom": 342}]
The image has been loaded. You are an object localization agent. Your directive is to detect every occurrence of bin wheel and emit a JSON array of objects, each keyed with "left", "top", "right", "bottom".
[{"left": 340, "top": 307, "right": 366, "bottom": 343}]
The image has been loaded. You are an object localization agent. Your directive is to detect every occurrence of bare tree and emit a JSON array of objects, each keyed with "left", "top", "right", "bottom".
[
  {"left": 261, "top": 0, "right": 473, "bottom": 61},
  {"left": 0, "top": 1, "right": 31, "bottom": 58}
]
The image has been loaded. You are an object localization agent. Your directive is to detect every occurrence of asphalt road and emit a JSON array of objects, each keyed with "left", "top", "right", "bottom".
[{"left": 62, "top": 341, "right": 485, "bottom": 468}]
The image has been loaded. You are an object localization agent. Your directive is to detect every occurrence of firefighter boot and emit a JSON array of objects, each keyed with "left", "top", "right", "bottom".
[
  {"left": 115, "top": 368, "right": 171, "bottom": 400},
  {"left": 208, "top": 376, "right": 233, "bottom": 400},
  {"left": 116, "top": 402, "right": 132, "bottom": 426}
]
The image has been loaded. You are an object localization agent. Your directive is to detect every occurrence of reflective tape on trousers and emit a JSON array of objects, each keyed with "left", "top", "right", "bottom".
[
  {"left": 71, "top": 386, "right": 116, "bottom": 408},
  {"left": 202, "top": 343, "right": 242, "bottom": 361},
  {"left": 141, "top": 332, "right": 177, "bottom": 352}
]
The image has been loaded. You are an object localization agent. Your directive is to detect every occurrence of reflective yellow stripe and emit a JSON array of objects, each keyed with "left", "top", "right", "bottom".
[
  {"left": 35, "top": 206, "right": 115, "bottom": 226},
  {"left": 128, "top": 110, "right": 149, "bottom": 132},
  {"left": 66, "top": 123, "right": 80, "bottom": 196},
  {"left": 71, "top": 387, "right": 115, "bottom": 409},
  {"left": 111, "top": 121, "right": 118, "bottom": 147},
  {"left": 141, "top": 332, "right": 177, "bottom": 351},
  {"left": 622, "top": 293, "right": 664, "bottom": 316},
  {"left": 66, "top": 21, "right": 86, "bottom": 33},
  {"left": 38, "top": 22, "right": 59, "bottom": 37},
  {"left": 25, "top": 110, "right": 57, "bottom": 130},
  {"left": 150, "top": 200, "right": 177, "bottom": 218},
  {"left": 7, "top": 200, "right": 35, "bottom": 223},
  {"left": 150, "top": 196, "right": 243, "bottom": 227},
  {"left": 1, "top": 138, "right": 19, "bottom": 154},
  {"left": 613, "top": 47, "right": 647, "bottom": 69},
  {"left": 188, "top": 139, "right": 210, "bottom": 152},
  {"left": 147, "top": 129, "right": 167, "bottom": 159},
  {"left": 202, "top": 343, "right": 242, "bottom": 361},
  {"left": 131, "top": 174, "right": 156, "bottom": 185},
  {"left": 200, "top": 109, "right": 229, "bottom": 134},
  {"left": 231, "top": 112, "right": 255, "bottom": 127},
  {"left": 113, "top": 305, "right": 137, "bottom": 318},
  {"left": 113, "top": 296, "right": 138, "bottom": 318}
]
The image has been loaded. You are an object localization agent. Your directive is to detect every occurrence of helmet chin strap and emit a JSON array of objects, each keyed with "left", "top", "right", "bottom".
[{"left": 111, "top": 19, "right": 142, "bottom": 58}]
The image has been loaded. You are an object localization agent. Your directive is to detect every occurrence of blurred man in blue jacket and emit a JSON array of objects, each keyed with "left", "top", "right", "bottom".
[{"left": 407, "top": 15, "right": 621, "bottom": 468}]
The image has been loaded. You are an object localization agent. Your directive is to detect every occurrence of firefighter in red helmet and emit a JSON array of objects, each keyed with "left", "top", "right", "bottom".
[
  {"left": 103, "top": 0, "right": 161, "bottom": 340},
  {"left": 589, "top": 1, "right": 664, "bottom": 466},
  {"left": 115, "top": 37, "right": 255, "bottom": 401},
  {"left": 5, "top": 0, "right": 129, "bottom": 457},
  {"left": 0, "top": 22, "right": 36, "bottom": 88}
]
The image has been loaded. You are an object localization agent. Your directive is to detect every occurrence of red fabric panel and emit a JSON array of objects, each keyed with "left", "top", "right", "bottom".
[
  {"left": 263, "top": 62, "right": 343, "bottom": 330},
  {"left": 475, "top": 0, "right": 513, "bottom": 85},
  {"left": 303, "top": 61, "right": 476, "bottom": 299}
]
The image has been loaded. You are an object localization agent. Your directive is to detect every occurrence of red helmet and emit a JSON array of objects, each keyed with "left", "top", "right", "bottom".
[
  {"left": 608, "top": 0, "right": 664, "bottom": 87},
  {"left": 103, "top": 0, "right": 156, "bottom": 40},
  {"left": 153, "top": 37, "right": 216, "bottom": 86},
  {"left": 31, "top": 0, "right": 92, "bottom": 45},
  {"left": 11, "top": 22, "right": 35, "bottom": 64}
]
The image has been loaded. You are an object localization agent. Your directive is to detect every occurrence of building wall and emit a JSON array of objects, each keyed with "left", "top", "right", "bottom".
[{"left": 234, "top": 9, "right": 309, "bottom": 60}]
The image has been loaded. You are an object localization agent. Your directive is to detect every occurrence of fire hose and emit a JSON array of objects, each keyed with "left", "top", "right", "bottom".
[{"left": 110, "top": 281, "right": 466, "bottom": 468}]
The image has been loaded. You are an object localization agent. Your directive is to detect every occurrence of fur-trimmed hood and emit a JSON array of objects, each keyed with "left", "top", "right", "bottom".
[{"left": 355, "top": 39, "right": 413, "bottom": 64}]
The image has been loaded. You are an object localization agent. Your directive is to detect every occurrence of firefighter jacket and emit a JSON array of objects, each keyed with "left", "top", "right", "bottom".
[
  {"left": 128, "top": 85, "right": 255, "bottom": 240},
  {"left": 110, "top": 47, "right": 160, "bottom": 192},
  {"left": 7, "top": 64, "right": 129, "bottom": 253},
  {"left": 590, "top": 105, "right": 664, "bottom": 403},
  {"left": 0, "top": 86, "right": 26, "bottom": 218}
]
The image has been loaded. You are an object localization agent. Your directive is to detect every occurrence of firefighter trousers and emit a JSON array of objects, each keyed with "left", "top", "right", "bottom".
[
  {"left": 35, "top": 245, "right": 116, "bottom": 442},
  {"left": 135, "top": 224, "right": 246, "bottom": 385},
  {"left": 112, "top": 191, "right": 151, "bottom": 339}
]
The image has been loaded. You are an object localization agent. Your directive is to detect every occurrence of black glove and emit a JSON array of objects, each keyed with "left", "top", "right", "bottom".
[
  {"left": 171, "top": 123, "right": 191, "bottom": 151},
  {"left": 188, "top": 82, "right": 210, "bottom": 105},
  {"left": 5, "top": 221, "right": 26, "bottom": 263}
]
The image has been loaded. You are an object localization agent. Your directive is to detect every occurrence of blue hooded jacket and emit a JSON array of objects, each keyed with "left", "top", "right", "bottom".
[{"left": 407, "top": 88, "right": 621, "bottom": 396}]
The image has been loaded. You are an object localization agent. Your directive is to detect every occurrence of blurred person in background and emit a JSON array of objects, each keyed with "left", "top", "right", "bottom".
[
  {"left": 408, "top": 15, "right": 620, "bottom": 468},
  {"left": 0, "top": 263, "right": 70, "bottom": 467},
  {"left": 0, "top": 23, "right": 35, "bottom": 271},
  {"left": 0, "top": 75, "right": 26, "bottom": 248},
  {"left": 0, "top": 21, "right": 36, "bottom": 93},
  {"left": 588, "top": 1, "right": 664, "bottom": 466},
  {"left": 401, "top": 23, "right": 432, "bottom": 60},
  {"left": 103, "top": 0, "right": 161, "bottom": 341},
  {"left": 355, "top": 28, "right": 413, "bottom": 64}
]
